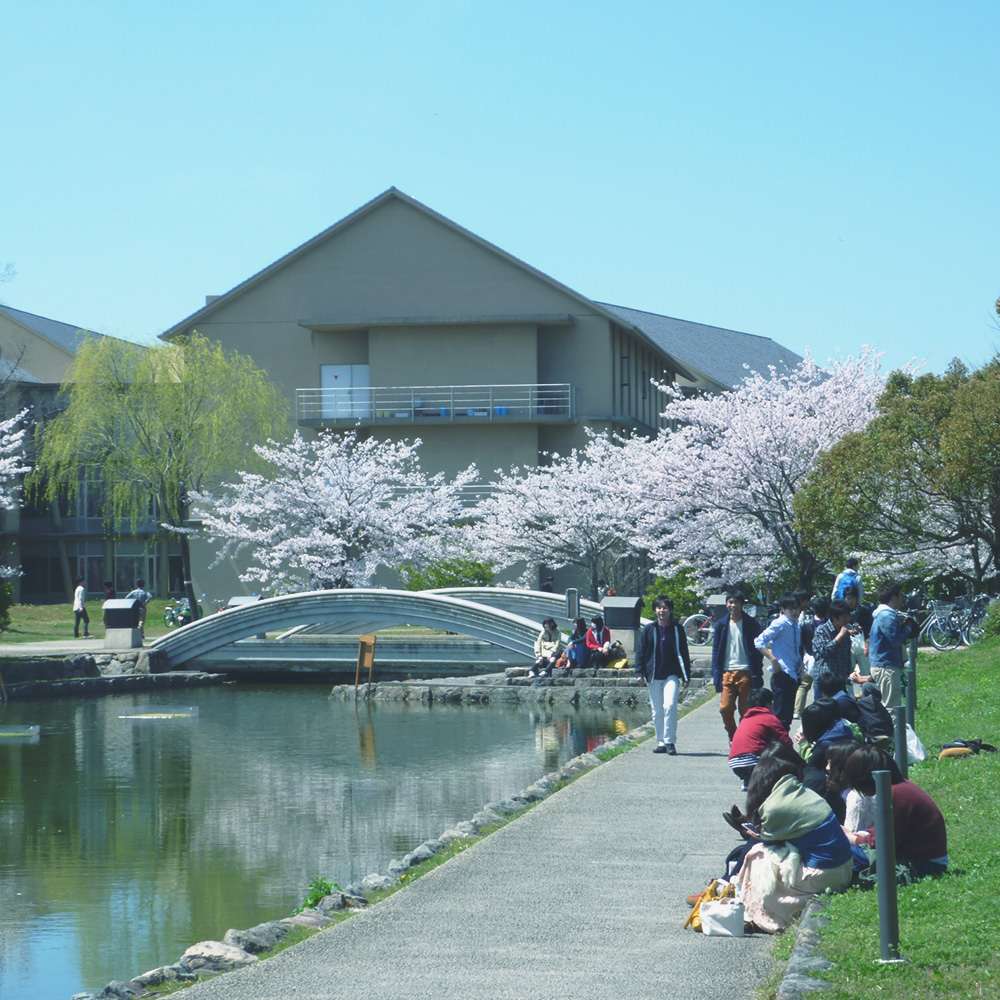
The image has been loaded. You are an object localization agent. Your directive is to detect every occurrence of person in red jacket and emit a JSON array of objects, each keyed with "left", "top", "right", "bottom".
[
  {"left": 585, "top": 615, "right": 612, "bottom": 667},
  {"left": 728, "top": 688, "right": 794, "bottom": 789}
]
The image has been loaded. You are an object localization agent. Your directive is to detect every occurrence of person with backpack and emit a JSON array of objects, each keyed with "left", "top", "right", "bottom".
[{"left": 831, "top": 557, "right": 863, "bottom": 604}]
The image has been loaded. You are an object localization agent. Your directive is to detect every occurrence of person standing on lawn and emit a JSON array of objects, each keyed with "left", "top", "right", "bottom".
[{"left": 73, "top": 576, "right": 93, "bottom": 638}]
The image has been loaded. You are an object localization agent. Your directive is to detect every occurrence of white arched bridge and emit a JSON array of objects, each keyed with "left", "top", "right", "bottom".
[{"left": 149, "top": 589, "right": 568, "bottom": 671}]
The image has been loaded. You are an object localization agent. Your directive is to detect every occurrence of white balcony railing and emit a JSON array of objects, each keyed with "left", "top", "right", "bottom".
[{"left": 296, "top": 383, "right": 576, "bottom": 426}]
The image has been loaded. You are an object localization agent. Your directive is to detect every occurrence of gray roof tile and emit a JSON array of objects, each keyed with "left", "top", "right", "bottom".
[
  {"left": 598, "top": 302, "right": 803, "bottom": 390},
  {"left": 0, "top": 304, "right": 92, "bottom": 354}
]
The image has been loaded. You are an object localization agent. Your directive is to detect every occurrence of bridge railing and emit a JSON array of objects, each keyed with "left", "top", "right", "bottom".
[{"left": 150, "top": 590, "right": 544, "bottom": 670}]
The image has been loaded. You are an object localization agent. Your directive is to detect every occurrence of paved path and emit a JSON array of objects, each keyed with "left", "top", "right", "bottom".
[{"left": 175, "top": 695, "right": 776, "bottom": 1000}]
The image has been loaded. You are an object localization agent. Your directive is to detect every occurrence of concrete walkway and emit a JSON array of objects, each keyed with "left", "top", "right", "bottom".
[{"left": 176, "top": 695, "right": 777, "bottom": 1000}]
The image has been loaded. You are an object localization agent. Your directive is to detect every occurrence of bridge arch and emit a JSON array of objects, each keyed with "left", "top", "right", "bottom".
[{"left": 150, "top": 590, "right": 544, "bottom": 669}]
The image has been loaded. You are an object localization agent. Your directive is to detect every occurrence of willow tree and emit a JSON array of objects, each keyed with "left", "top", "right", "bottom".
[{"left": 33, "top": 333, "right": 288, "bottom": 616}]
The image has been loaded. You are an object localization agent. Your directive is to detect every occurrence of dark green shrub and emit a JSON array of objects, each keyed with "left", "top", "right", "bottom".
[
  {"left": 0, "top": 580, "right": 14, "bottom": 633},
  {"left": 981, "top": 599, "right": 1000, "bottom": 640}
]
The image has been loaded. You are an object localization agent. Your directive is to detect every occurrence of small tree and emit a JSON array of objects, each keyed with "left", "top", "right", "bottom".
[
  {"left": 33, "top": 334, "right": 288, "bottom": 616},
  {"left": 196, "top": 430, "right": 479, "bottom": 593}
]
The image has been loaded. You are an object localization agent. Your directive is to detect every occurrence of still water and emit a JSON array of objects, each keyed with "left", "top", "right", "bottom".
[{"left": 0, "top": 683, "right": 646, "bottom": 999}]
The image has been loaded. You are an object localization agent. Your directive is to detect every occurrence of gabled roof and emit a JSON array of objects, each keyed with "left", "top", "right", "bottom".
[
  {"left": 159, "top": 188, "right": 699, "bottom": 380},
  {"left": 0, "top": 356, "right": 40, "bottom": 382},
  {"left": 597, "top": 302, "right": 803, "bottom": 390},
  {"left": 0, "top": 304, "right": 92, "bottom": 356}
]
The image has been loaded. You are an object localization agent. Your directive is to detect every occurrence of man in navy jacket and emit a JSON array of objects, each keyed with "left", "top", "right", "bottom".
[
  {"left": 712, "top": 590, "right": 764, "bottom": 742},
  {"left": 635, "top": 597, "right": 691, "bottom": 755}
]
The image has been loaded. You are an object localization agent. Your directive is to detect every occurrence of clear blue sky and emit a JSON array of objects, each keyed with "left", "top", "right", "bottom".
[{"left": 3, "top": 0, "right": 998, "bottom": 375}]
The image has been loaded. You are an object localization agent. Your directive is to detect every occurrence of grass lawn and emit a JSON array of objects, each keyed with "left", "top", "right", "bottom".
[
  {"left": 801, "top": 641, "right": 1000, "bottom": 1000},
  {"left": 0, "top": 602, "right": 453, "bottom": 646},
  {"left": 2, "top": 600, "right": 174, "bottom": 643}
]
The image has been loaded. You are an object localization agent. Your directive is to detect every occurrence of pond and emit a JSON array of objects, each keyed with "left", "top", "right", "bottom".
[{"left": 0, "top": 683, "right": 647, "bottom": 999}]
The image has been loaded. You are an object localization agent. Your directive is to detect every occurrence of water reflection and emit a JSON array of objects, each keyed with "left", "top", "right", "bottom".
[{"left": 0, "top": 686, "right": 646, "bottom": 1000}]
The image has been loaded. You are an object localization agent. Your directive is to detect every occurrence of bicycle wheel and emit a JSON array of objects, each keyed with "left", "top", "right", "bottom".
[
  {"left": 964, "top": 617, "right": 986, "bottom": 646},
  {"left": 684, "top": 613, "right": 712, "bottom": 645},
  {"left": 927, "top": 616, "right": 960, "bottom": 651}
]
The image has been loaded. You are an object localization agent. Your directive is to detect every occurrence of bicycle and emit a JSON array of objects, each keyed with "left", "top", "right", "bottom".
[{"left": 682, "top": 609, "right": 715, "bottom": 646}]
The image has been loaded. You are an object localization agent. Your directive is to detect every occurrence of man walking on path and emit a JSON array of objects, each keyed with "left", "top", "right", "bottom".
[
  {"left": 635, "top": 597, "right": 691, "bottom": 755},
  {"left": 754, "top": 594, "right": 803, "bottom": 729},
  {"left": 73, "top": 576, "right": 92, "bottom": 638},
  {"left": 711, "top": 589, "right": 763, "bottom": 741}
]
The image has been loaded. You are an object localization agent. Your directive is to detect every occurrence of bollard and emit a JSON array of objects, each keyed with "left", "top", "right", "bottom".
[
  {"left": 906, "top": 635, "right": 918, "bottom": 729},
  {"left": 874, "top": 769, "right": 905, "bottom": 963},
  {"left": 565, "top": 588, "right": 579, "bottom": 621}
]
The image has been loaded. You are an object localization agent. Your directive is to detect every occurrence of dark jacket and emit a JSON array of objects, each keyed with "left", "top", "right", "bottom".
[
  {"left": 711, "top": 614, "right": 764, "bottom": 692},
  {"left": 635, "top": 619, "right": 691, "bottom": 683}
]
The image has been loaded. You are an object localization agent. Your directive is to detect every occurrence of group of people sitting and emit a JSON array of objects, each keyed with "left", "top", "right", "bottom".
[
  {"left": 529, "top": 615, "right": 618, "bottom": 676},
  {"left": 718, "top": 726, "right": 948, "bottom": 932},
  {"left": 706, "top": 572, "right": 947, "bottom": 932}
]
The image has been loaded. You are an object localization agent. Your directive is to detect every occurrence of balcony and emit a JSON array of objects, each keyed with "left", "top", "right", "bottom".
[{"left": 296, "top": 383, "right": 577, "bottom": 428}]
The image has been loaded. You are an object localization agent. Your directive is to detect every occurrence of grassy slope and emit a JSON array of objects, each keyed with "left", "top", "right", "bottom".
[{"left": 809, "top": 641, "right": 1000, "bottom": 1000}]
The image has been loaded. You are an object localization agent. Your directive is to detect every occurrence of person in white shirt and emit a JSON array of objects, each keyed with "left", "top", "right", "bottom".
[{"left": 73, "top": 576, "right": 92, "bottom": 638}]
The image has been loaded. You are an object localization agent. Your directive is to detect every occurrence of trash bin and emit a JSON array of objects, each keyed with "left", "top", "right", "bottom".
[
  {"left": 103, "top": 598, "right": 140, "bottom": 629},
  {"left": 601, "top": 596, "right": 643, "bottom": 630}
]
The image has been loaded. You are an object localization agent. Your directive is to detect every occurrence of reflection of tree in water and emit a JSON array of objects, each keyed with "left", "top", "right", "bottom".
[{"left": 1, "top": 688, "right": 647, "bottom": 998}]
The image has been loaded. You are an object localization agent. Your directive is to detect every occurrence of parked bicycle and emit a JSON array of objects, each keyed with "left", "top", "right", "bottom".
[
  {"left": 909, "top": 591, "right": 992, "bottom": 650},
  {"left": 682, "top": 609, "right": 715, "bottom": 646},
  {"left": 163, "top": 597, "right": 199, "bottom": 627}
]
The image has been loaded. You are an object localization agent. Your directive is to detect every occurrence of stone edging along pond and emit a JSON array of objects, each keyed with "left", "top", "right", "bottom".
[{"left": 71, "top": 676, "right": 712, "bottom": 1000}]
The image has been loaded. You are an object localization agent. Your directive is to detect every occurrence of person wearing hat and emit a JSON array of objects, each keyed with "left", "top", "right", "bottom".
[
  {"left": 529, "top": 618, "right": 564, "bottom": 677},
  {"left": 585, "top": 615, "right": 613, "bottom": 666},
  {"left": 634, "top": 597, "right": 691, "bottom": 755}
]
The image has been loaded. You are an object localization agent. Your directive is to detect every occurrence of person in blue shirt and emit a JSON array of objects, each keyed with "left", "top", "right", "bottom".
[
  {"left": 859, "top": 579, "right": 916, "bottom": 724},
  {"left": 754, "top": 594, "right": 803, "bottom": 730}
]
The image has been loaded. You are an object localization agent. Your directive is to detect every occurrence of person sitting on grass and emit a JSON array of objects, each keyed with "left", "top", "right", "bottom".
[
  {"left": 735, "top": 755, "right": 854, "bottom": 932},
  {"left": 529, "top": 618, "right": 564, "bottom": 678},
  {"left": 841, "top": 743, "right": 948, "bottom": 878},
  {"left": 728, "top": 688, "right": 794, "bottom": 790}
]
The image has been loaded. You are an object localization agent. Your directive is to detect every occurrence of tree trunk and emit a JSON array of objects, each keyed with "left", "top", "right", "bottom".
[{"left": 177, "top": 521, "right": 200, "bottom": 622}]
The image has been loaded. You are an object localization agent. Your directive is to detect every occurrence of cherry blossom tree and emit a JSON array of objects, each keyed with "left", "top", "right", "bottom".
[
  {"left": 470, "top": 431, "right": 650, "bottom": 600},
  {"left": 638, "top": 351, "right": 888, "bottom": 592},
  {"left": 195, "top": 430, "right": 479, "bottom": 594},
  {"left": 0, "top": 409, "right": 29, "bottom": 579}
]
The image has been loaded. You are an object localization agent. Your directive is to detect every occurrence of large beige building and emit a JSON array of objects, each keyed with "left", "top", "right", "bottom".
[
  {"left": 163, "top": 188, "right": 800, "bottom": 475},
  {"left": 161, "top": 188, "right": 801, "bottom": 596}
]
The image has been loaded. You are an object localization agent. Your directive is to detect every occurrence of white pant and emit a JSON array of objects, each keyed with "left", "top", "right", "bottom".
[{"left": 647, "top": 676, "right": 681, "bottom": 745}]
